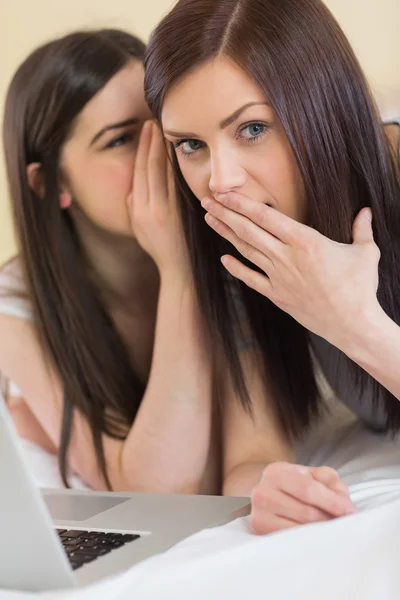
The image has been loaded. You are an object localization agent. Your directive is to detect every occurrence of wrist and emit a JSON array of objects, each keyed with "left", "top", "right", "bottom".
[
  {"left": 159, "top": 267, "right": 195, "bottom": 296},
  {"left": 334, "top": 301, "right": 395, "bottom": 365},
  {"left": 159, "top": 261, "right": 192, "bottom": 284}
]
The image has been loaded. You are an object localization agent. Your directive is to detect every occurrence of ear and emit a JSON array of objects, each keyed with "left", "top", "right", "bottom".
[
  {"left": 26, "top": 162, "right": 45, "bottom": 197},
  {"left": 26, "top": 162, "right": 72, "bottom": 209},
  {"left": 59, "top": 190, "right": 72, "bottom": 210}
]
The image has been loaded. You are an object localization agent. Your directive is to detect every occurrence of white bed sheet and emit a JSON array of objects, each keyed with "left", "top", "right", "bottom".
[{"left": 3, "top": 402, "right": 400, "bottom": 599}]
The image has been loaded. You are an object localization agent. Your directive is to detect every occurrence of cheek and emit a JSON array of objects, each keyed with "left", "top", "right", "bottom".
[
  {"left": 177, "top": 157, "right": 210, "bottom": 201},
  {"left": 70, "top": 155, "right": 135, "bottom": 231},
  {"left": 256, "top": 147, "right": 306, "bottom": 223},
  {"left": 91, "top": 156, "right": 134, "bottom": 198}
]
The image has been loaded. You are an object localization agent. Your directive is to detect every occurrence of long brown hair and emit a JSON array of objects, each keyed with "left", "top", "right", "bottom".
[
  {"left": 145, "top": 0, "right": 400, "bottom": 435},
  {"left": 3, "top": 30, "right": 147, "bottom": 488}
]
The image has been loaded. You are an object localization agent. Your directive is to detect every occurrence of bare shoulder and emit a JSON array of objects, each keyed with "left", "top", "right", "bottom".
[{"left": 0, "top": 257, "right": 32, "bottom": 320}]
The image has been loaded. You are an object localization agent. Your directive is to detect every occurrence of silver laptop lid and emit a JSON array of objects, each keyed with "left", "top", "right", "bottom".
[{"left": 0, "top": 392, "right": 75, "bottom": 592}]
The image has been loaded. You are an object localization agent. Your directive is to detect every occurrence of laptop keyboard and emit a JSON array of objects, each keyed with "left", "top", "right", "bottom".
[{"left": 57, "top": 529, "right": 140, "bottom": 571}]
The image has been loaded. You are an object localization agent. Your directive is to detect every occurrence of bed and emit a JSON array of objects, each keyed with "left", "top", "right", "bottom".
[{"left": 2, "top": 396, "right": 400, "bottom": 600}]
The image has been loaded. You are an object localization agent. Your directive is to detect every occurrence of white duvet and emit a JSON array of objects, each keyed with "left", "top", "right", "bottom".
[{"left": 3, "top": 402, "right": 400, "bottom": 599}]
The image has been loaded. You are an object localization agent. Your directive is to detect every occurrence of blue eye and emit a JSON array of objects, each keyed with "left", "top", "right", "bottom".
[
  {"left": 174, "top": 139, "right": 205, "bottom": 156},
  {"left": 239, "top": 123, "right": 268, "bottom": 141}
]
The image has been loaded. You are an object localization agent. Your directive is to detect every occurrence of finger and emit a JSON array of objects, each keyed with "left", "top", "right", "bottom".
[
  {"left": 250, "top": 512, "right": 299, "bottom": 535},
  {"left": 309, "top": 466, "right": 350, "bottom": 498},
  {"left": 215, "top": 191, "right": 308, "bottom": 245},
  {"left": 221, "top": 255, "right": 273, "bottom": 299},
  {"left": 148, "top": 124, "right": 169, "bottom": 205},
  {"left": 205, "top": 213, "right": 273, "bottom": 273},
  {"left": 277, "top": 468, "right": 357, "bottom": 517},
  {"left": 253, "top": 487, "right": 332, "bottom": 526},
  {"left": 202, "top": 196, "right": 282, "bottom": 259},
  {"left": 132, "top": 120, "right": 153, "bottom": 209},
  {"left": 167, "top": 159, "right": 176, "bottom": 203},
  {"left": 352, "top": 208, "right": 374, "bottom": 245}
]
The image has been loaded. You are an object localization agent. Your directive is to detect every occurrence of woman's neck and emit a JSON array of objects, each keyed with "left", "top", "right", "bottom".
[{"left": 72, "top": 210, "right": 160, "bottom": 314}]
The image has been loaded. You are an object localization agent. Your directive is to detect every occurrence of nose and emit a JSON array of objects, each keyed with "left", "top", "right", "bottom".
[{"left": 209, "top": 148, "right": 247, "bottom": 196}]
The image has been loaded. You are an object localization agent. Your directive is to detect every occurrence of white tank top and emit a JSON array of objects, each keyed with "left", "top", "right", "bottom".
[{"left": 0, "top": 259, "right": 32, "bottom": 398}]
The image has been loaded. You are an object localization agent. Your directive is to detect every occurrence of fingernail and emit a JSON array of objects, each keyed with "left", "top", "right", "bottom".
[
  {"left": 202, "top": 198, "right": 213, "bottom": 210},
  {"left": 215, "top": 193, "right": 227, "bottom": 204},
  {"left": 205, "top": 213, "right": 217, "bottom": 226}
]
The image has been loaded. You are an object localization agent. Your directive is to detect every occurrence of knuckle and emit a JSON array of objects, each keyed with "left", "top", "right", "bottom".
[
  {"left": 247, "top": 274, "right": 259, "bottom": 290},
  {"left": 301, "top": 477, "right": 315, "bottom": 504},
  {"left": 250, "top": 513, "right": 268, "bottom": 535},
  {"left": 237, "top": 224, "right": 249, "bottom": 240},
  {"left": 258, "top": 207, "right": 269, "bottom": 229},
  {"left": 211, "top": 217, "right": 223, "bottom": 233},
  {"left": 243, "top": 241, "right": 255, "bottom": 260},
  {"left": 316, "top": 466, "right": 339, "bottom": 482},
  {"left": 251, "top": 485, "right": 266, "bottom": 507},
  {"left": 303, "top": 237, "right": 319, "bottom": 258},
  {"left": 300, "top": 505, "right": 320, "bottom": 523},
  {"left": 275, "top": 294, "right": 289, "bottom": 311}
]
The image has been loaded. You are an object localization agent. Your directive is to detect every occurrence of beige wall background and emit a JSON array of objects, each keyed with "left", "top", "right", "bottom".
[{"left": 1, "top": 0, "right": 399, "bottom": 264}]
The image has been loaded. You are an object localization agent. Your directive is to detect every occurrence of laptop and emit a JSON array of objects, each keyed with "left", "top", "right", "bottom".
[{"left": 0, "top": 392, "right": 250, "bottom": 592}]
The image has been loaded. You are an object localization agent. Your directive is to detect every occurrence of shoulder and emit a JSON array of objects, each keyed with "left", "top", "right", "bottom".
[{"left": 0, "top": 257, "right": 33, "bottom": 321}]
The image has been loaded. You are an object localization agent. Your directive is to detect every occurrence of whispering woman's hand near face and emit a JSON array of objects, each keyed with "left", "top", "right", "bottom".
[{"left": 128, "top": 120, "right": 190, "bottom": 278}]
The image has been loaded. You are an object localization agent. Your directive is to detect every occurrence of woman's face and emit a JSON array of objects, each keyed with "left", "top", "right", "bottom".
[
  {"left": 162, "top": 58, "right": 307, "bottom": 222},
  {"left": 61, "top": 60, "right": 151, "bottom": 236}
]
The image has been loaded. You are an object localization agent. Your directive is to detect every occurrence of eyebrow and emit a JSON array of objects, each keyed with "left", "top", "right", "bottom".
[
  {"left": 164, "top": 102, "right": 269, "bottom": 139},
  {"left": 90, "top": 118, "right": 139, "bottom": 146}
]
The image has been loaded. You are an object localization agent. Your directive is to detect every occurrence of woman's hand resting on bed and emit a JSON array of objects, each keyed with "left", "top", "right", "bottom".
[{"left": 250, "top": 462, "right": 358, "bottom": 535}]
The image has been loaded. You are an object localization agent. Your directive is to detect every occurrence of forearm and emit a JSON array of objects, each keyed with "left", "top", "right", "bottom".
[
  {"left": 121, "top": 273, "right": 212, "bottom": 493},
  {"left": 337, "top": 303, "right": 400, "bottom": 400}
]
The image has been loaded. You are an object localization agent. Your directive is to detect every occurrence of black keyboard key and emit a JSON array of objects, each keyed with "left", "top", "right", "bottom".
[
  {"left": 59, "top": 529, "right": 141, "bottom": 569},
  {"left": 70, "top": 549, "right": 98, "bottom": 557},
  {"left": 79, "top": 547, "right": 110, "bottom": 556},
  {"left": 65, "top": 546, "right": 81, "bottom": 555},
  {"left": 62, "top": 539, "right": 81, "bottom": 548},
  {"left": 80, "top": 532, "right": 100, "bottom": 541},
  {"left": 85, "top": 546, "right": 114, "bottom": 556},
  {"left": 69, "top": 552, "right": 97, "bottom": 562},
  {"left": 59, "top": 530, "right": 85, "bottom": 539},
  {"left": 120, "top": 534, "right": 140, "bottom": 542},
  {"left": 93, "top": 539, "right": 117, "bottom": 548}
]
